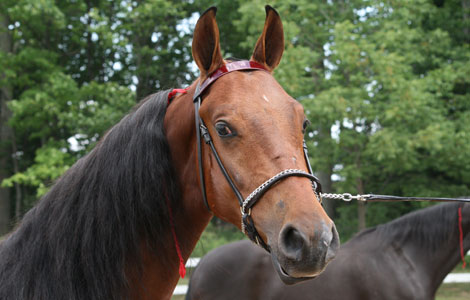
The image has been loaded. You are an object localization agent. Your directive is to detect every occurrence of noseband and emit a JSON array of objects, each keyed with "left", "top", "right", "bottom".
[{"left": 193, "top": 60, "right": 322, "bottom": 252}]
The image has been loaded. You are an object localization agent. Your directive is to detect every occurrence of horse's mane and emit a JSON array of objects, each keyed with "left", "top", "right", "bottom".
[
  {"left": 0, "top": 90, "right": 181, "bottom": 299},
  {"left": 353, "top": 203, "right": 462, "bottom": 251}
]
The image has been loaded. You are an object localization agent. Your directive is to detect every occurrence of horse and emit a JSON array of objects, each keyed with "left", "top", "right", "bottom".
[
  {"left": 187, "top": 202, "right": 470, "bottom": 300},
  {"left": 0, "top": 6, "right": 339, "bottom": 300}
]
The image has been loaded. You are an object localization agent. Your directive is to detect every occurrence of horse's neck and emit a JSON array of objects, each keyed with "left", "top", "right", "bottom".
[
  {"left": 131, "top": 88, "right": 212, "bottom": 299},
  {"left": 401, "top": 238, "right": 458, "bottom": 291},
  {"left": 130, "top": 209, "right": 211, "bottom": 300},
  {"left": 398, "top": 204, "right": 470, "bottom": 293},
  {"left": 165, "top": 85, "right": 213, "bottom": 259},
  {"left": 427, "top": 205, "right": 470, "bottom": 291}
]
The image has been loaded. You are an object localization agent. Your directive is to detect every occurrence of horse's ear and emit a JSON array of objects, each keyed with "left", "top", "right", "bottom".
[
  {"left": 251, "top": 5, "right": 284, "bottom": 72},
  {"left": 192, "top": 7, "right": 224, "bottom": 80}
]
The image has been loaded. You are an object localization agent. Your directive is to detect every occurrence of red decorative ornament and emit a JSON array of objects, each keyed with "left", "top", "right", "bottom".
[{"left": 458, "top": 206, "right": 466, "bottom": 269}]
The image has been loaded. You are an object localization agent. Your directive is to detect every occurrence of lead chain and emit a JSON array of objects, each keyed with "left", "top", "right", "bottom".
[{"left": 320, "top": 193, "right": 371, "bottom": 202}]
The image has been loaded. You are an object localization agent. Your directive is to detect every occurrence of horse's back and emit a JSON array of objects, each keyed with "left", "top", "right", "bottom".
[
  {"left": 187, "top": 240, "right": 274, "bottom": 300},
  {"left": 187, "top": 237, "right": 431, "bottom": 300}
]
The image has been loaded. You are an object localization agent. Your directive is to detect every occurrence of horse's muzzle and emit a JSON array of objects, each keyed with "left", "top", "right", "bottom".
[{"left": 272, "top": 222, "right": 339, "bottom": 285}]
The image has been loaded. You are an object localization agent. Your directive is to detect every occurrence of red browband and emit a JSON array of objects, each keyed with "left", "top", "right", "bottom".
[
  {"left": 193, "top": 60, "right": 267, "bottom": 101},
  {"left": 167, "top": 60, "right": 268, "bottom": 105}
]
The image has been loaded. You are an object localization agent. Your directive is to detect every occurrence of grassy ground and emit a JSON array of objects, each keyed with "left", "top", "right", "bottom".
[
  {"left": 436, "top": 283, "right": 470, "bottom": 300},
  {"left": 435, "top": 256, "right": 470, "bottom": 300},
  {"left": 451, "top": 258, "right": 470, "bottom": 273},
  {"left": 173, "top": 283, "right": 470, "bottom": 299}
]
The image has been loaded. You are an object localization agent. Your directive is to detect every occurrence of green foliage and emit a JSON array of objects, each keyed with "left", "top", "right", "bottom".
[
  {"left": 191, "top": 222, "right": 245, "bottom": 257},
  {"left": 0, "top": 0, "right": 201, "bottom": 216},
  {"left": 74, "top": 82, "right": 136, "bottom": 142},
  {"left": 217, "top": 0, "right": 470, "bottom": 240},
  {"left": 8, "top": 72, "right": 79, "bottom": 140},
  {"left": 2, "top": 145, "right": 72, "bottom": 198},
  {"left": 119, "top": 0, "right": 198, "bottom": 98},
  {"left": 3, "top": 76, "right": 136, "bottom": 196}
]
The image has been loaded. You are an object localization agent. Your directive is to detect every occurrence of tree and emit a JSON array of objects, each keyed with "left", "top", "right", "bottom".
[
  {"left": 224, "top": 0, "right": 470, "bottom": 239},
  {"left": 0, "top": 9, "right": 13, "bottom": 234},
  {"left": 322, "top": 0, "right": 470, "bottom": 239},
  {"left": 0, "top": 0, "right": 203, "bottom": 227},
  {"left": 119, "top": 0, "right": 198, "bottom": 99}
]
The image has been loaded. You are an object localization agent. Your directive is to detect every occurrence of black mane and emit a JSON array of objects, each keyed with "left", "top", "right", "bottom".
[
  {"left": 0, "top": 90, "right": 181, "bottom": 299},
  {"left": 355, "top": 203, "right": 463, "bottom": 251}
]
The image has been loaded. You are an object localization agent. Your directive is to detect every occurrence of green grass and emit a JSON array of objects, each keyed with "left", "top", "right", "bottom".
[
  {"left": 436, "top": 283, "right": 470, "bottom": 300},
  {"left": 172, "top": 283, "right": 470, "bottom": 299},
  {"left": 190, "top": 221, "right": 245, "bottom": 258},
  {"left": 176, "top": 277, "right": 189, "bottom": 286},
  {"left": 451, "top": 257, "right": 470, "bottom": 273}
]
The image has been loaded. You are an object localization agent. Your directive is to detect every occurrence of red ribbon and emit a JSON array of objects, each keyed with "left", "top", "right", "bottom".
[
  {"left": 458, "top": 206, "right": 466, "bottom": 269},
  {"left": 167, "top": 88, "right": 189, "bottom": 105},
  {"left": 165, "top": 195, "right": 186, "bottom": 278},
  {"left": 165, "top": 87, "right": 190, "bottom": 277}
]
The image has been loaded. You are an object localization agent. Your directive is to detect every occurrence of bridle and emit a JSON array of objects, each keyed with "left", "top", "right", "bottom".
[{"left": 192, "top": 60, "right": 322, "bottom": 252}]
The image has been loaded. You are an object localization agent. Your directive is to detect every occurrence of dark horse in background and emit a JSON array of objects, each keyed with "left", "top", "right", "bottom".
[
  {"left": 0, "top": 6, "right": 338, "bottom": 300},
  {"left": 187, "top": 203, "right": 470, "bottom": 300}
]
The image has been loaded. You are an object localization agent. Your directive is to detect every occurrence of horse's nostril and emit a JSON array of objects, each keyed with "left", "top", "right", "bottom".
[
  {"left": 326, "top": 224, "right": 340, "bottom": 262},
  {"left": 280, "top": 226, "right": 305, "bottom": 260}
]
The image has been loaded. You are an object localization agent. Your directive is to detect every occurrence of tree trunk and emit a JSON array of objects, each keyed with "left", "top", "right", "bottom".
[
  {"left": 0, "top": 101, "right": 12, "bottom": 234},
  {"left": 357, "top": 177, "right": 366, "bottom": 231},
  {"left": 12, "top": 136, "right": 21, "bottom": 220},
  {"left": 463, "top": 0, "right": 470, "bottom": 43},
  {"left": 0, "top": 11, "right": 12, "bottom": 234},
  {"left": 317, "top": 170, "right": 335, "bottom": 218}
]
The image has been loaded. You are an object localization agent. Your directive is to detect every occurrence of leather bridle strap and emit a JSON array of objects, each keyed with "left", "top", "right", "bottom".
[
  {"left": 199, "top": 120, "right": 245, "bottom": 206},
  {"left": 194, "top": 61, "right": 267, "bottom": 211},
  {"left": 194, "top": 97, "right": 211, "bottom": 211},
  {"left": 193, "top": 60, "right": 322, "bottom": 252}
]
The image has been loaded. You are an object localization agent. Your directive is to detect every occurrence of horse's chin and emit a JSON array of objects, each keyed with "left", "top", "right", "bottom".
[{"left": 271, "top": 253, "right": 318, "bottom": 285}]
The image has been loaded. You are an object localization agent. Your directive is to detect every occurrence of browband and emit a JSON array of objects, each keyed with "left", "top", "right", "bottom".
[{"left": 193, "top": 61, "right": 267, "bottom": 101}]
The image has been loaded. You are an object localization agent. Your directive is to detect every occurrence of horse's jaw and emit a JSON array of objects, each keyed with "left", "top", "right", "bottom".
[{"left": 271, "top": 252, "right": 320, "bottom": 285}]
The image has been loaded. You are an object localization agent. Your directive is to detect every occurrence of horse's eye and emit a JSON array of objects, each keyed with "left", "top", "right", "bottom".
[
  {"left": 302, "top": 119, "right": 311, "bottom": 133},
  {"left": 215, "top": 122, "right": 235, "bottom": 137}
]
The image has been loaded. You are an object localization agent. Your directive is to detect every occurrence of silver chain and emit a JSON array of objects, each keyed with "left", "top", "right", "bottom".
[
  {"left": 320, "top": 193, "right": 371, "bottom": 202},
  {"left": 241, "top": 169, "right": 314, "bottom": 233}
]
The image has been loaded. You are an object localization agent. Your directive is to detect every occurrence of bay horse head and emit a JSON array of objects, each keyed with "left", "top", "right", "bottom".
[{"left": 167, "top": 6, "right": 339, "bottom": 284}]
